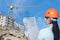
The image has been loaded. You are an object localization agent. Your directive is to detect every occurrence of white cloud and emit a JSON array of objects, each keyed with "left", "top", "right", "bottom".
[{"left": 23, "top": 17, "right": 38, "bottom": 40}]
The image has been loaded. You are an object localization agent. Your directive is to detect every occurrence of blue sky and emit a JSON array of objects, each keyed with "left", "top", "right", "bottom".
[{"left": 0, "top": 0, "right": 60, "bottom": 30}]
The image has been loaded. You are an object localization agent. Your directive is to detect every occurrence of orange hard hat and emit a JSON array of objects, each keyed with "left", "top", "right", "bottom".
[{"left": 45, "top": 8, "right": 59, "bottom": 18}]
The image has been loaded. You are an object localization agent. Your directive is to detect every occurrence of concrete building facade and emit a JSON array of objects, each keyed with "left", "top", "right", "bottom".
[
  {"left": 0, "top": 14, "right": 8, "bottom": 27},
  {"left": 0, "top": 14, "right": 29, "bottom": 40}
]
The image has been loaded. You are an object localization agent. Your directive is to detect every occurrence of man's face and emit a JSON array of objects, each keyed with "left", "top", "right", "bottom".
[{"left": 45, "top": 17, "right": 51, "bottom": 24}]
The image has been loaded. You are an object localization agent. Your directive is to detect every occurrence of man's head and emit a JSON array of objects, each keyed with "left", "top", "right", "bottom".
[{"left": 44, "top": 8, "right": 59, "bottom": 24}]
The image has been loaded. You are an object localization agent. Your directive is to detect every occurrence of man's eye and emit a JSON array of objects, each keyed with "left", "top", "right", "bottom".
[{"left": 45, "top": 17, "right": 49, "bottom": 19}]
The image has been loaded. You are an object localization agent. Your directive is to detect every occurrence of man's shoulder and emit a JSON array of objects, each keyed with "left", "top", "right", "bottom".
[{"left": 39, "top": 27, "right": 49, "bottom": 34}]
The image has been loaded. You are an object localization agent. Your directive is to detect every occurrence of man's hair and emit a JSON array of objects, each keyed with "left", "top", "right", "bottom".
[{"left": 52, "top": 20, "right": 59, "bottom": 40}]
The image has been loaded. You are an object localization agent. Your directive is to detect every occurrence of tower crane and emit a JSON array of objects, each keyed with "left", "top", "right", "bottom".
[{"left": 8, "top": 4, "right": 40, "bottom": 28}]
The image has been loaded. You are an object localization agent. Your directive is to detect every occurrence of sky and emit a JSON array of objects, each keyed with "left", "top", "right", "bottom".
[{"left": 0, "top": 0, "right": 60, "bottom": 30}]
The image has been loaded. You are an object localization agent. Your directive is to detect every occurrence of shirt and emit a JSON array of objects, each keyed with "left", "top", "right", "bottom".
[{"left": 37, "top": 24, "right": 54, "bottom": 40}]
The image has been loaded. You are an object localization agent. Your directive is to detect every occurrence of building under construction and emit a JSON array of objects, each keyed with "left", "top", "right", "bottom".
[
  {"left": 0, "top": 5, "right": 39, "bottom": 40},
  {"left": 0, "top": 14, "right": 29, "bottom": 40}
]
